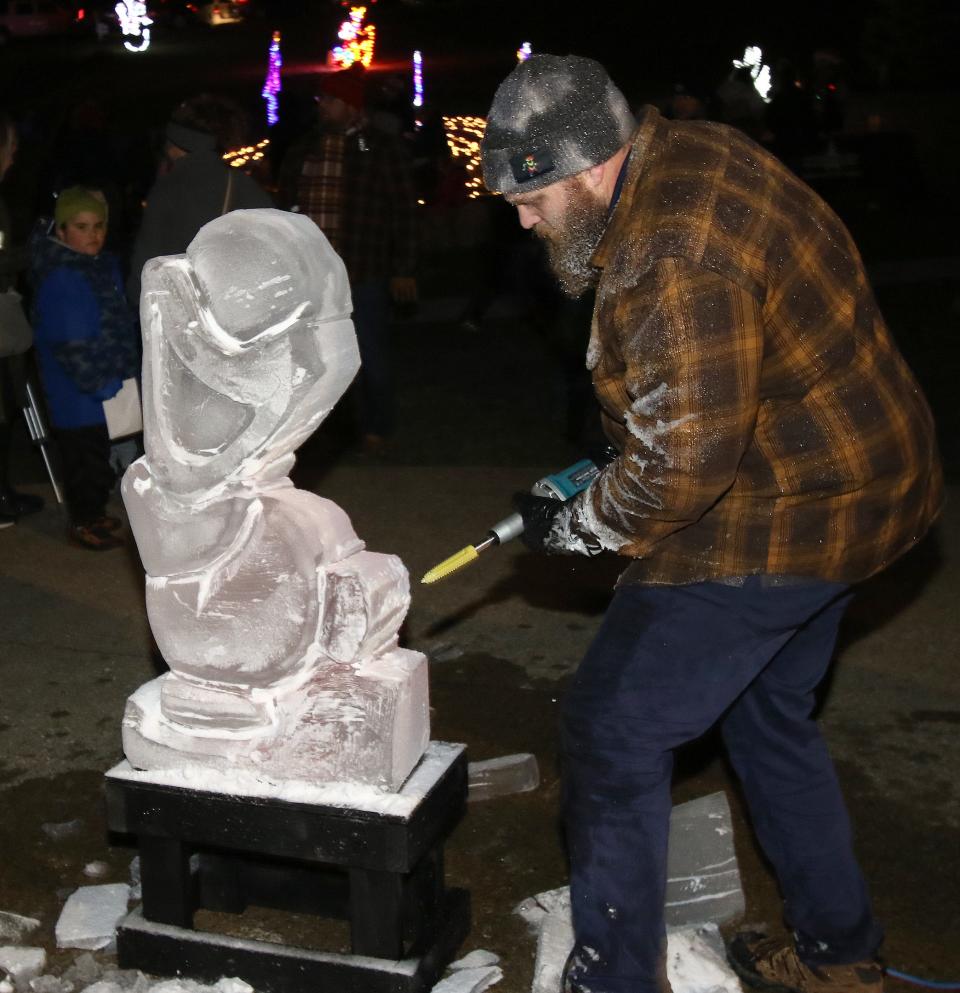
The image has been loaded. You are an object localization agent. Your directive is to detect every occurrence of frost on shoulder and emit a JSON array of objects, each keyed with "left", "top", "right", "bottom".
[{"left": 120, "top": 209, "right": 429, "bottom": 793}]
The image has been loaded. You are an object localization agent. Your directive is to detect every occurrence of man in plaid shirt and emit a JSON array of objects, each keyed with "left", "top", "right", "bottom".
[
  {"left": 481, "top": 55, "right": 943, "bottom": 993},
  {"left": 279, "top": 68, "right": 417, "bottom": 453}
]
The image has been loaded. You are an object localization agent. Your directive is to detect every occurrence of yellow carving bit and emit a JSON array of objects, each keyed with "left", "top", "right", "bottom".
[
  {"left": 421, "top": 512, "right": 524, "bottom": 585},
  {"left": 421, "top": 544, "right": 482, "bottom": 585}
]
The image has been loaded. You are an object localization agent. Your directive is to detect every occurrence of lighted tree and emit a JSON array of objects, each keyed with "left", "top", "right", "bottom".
[
  {"left": 262, "top": 31, "right": 283, "bottom": 127},
  {"left": 330, "top": 2, "right": 377, "bottom": 69}
]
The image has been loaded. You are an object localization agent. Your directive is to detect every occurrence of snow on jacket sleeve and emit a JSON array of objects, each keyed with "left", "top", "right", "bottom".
[
  {"left": 37, "top": 267, "right": 124, "bottom": 397},
  {"left": 545, "top": 257, "right": 764, "bottom": 558}
]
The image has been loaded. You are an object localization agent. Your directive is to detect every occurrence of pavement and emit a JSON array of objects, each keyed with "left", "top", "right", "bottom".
[{"left": 1, "top": 273, "right": 959, "bottom": 990}]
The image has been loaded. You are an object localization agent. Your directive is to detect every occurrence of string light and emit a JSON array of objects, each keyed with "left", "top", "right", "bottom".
[
  {"left": 115, "top": 0, "right": 151, "bottom": 52},
  {"left": 733, "top": 45, "right": 772, "bottom": 102},
  {"left": 443, "top": 115, "right": 492, "bottom": 199},
  {"left": 223, "top": 139, "right": 270, "bottom": 170},
  {"left": 331, "top": 4, "right": 376, "bottom": 69},
  {"left": 262, "top": 31, "right": 283, "bottom": 127},
  {"left": 412, "top": 50, "right": 424, "bottom": 108},
  {"left": 517, "top": 42, "right": 532, "bottom": 62}
]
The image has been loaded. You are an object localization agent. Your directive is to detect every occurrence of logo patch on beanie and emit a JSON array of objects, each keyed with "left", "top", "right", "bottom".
[{"left": 510, "top": 148, "right": 555, "bottom": 184}]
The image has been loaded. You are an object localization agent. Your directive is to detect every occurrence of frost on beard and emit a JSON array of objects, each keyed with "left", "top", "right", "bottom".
[{"left": 120, "top": 209, "right": 429, "bottom": 792}]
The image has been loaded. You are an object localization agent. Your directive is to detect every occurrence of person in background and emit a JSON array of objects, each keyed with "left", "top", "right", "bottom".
[
  {"left": 126, "top": 93, "right": 273, "bottom": 308},
  {"left": 278, "top": 67, "right": 418, "bottom": 456},
  {"left": 480, "top": 54, "right": 943, "bottom": 993},
  {"left": 0, "top": 109, "right": 44, "bottom": 529},
  {"left": 30, "top": 187, "right": 138, "bottom": 550}
]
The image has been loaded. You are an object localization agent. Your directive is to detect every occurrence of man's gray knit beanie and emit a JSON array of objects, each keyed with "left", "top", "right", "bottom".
[{"left": 481, "top": 54, "right": 636, "bottom": 196}]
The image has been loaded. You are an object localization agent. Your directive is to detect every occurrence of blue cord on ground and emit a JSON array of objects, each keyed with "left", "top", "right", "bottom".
[{"left": 887, "top": 968, "right": 960, "bottom": 990}]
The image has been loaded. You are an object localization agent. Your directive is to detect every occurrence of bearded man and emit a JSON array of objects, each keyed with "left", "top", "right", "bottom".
[{"left": 480, "top": 54, "right": 942, "bottom": 993}]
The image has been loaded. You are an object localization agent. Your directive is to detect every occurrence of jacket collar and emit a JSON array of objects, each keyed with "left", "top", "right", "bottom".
[{"left": 591, "top": 105, "right": 666, "bottom": 271}]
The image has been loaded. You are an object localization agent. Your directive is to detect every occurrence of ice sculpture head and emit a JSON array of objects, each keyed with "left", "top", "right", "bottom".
[{"left": 139, "top": 208, "right": 360, "bottom": 494}]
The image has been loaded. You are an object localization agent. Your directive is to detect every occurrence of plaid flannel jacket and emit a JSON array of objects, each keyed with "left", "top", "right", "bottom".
[
  {"left": 283, "top": 126, "right": 416, "bottom": 286},
  {"left": 559, "top": 106, "right": 943, "bottom": 585}
]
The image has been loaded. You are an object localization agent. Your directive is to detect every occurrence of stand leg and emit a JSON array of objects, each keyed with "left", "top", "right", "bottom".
[
  {"left": 349, "top": 868, "right": 403, "bottom": 958},
  {"left": 140, "top": 836, "right": 194, "bottom": 928}
]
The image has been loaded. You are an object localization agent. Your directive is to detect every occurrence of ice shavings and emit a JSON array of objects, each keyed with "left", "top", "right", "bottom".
[
  {"left": 108, "top": 741, "right": 463, "bottom": 817},
  {"left": 585, "top": 327, "right": 602, "bottom": 370},
  {"left": 666, "top": 925, "right": 742, "bottom": 993},
  {"left": 625, "top": 412, "right": 696, "bottom": 461},
  {"left": 516, "top": 885, "right": 742, "bottom": 993},
  {"left": 633, "top": 381, "right": 670, "bottom": 416},
  {"left": 548, "top": 483, "right": 629, "bottom": 555}
]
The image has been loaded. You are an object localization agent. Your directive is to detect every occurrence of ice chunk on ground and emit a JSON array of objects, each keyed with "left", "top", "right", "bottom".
[
  {"left": 98, "top": 968, "right": 153, "bottom": 993},
  {"left": 150, "top": 980, "right": 253, "bottom": 993},
  {"left": 430, "top": 966, "right": 502, "bottom": 993},
  {"left": 0, "top": 947, "right": 45, "bottom": 992},
  {"left": 429, "top": 642, "right": 464, "bottom": 663},
  {"left": 468, "top": 754, "right": 539, "bottom": 802},
  {"left": 449, "top": 950, "right": 500, "bottom": 970},
  {"left": 667, "top": 924, "right": 741, "bottom": 993},
  {"left": 0, "top": 914, "right": 40, "bottom": 944},
  {"left": 55, "top": 885, "right": 130, "bottom": 951},
  {"left": 514, "top": 885, "right": 569, "bottom": 931},
  {"left": 83, "top": 863, "right": 110, "bottom": 880},
  {"left": 530, "top": 909, "right": 573, "bottom": 993},
  {"left": 26, "top": 976, "right": 71, "bottom": 993},
  {"left": 521, "top": 883, "right": 742, "bottom": 993},
  {"left": 61, "top": 953, "right": 101, "bottom": 988},
  {"left": 40, "top": 820, "right": 82, "bottom": 841},
  {"left": 665, "top": 792, "right": 743, "bottom": 927}
]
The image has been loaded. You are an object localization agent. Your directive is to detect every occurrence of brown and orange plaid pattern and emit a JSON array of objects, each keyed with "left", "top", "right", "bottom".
[
  {"left": 296, "top": 133, "right": 347, "bottom": 255},
  {"left": 571, "top": 106, "right": 943, "bottom": 585},
  {"left": 286, "top": 128, "right": 416, "bottom": 286}
]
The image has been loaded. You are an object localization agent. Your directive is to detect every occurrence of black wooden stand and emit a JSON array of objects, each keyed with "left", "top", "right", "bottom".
[{"left": 104, "top": 742, "right": 470, "bottom": 993}]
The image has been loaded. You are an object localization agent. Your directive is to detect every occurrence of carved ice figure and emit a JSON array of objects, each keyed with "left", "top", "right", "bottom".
[{"left": 120, "top": 209, "right": 429, "bottom": 790}]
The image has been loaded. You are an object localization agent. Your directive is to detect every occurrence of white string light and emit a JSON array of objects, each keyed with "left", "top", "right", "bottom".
[
  {"left": 115, "top": 0, "right": 152, "bottom": 52},
  {"left": 733, "top": 45, "right": 772, "bottom": 102}
]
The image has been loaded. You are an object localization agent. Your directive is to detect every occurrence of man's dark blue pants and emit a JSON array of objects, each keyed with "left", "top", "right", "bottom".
[{"left": 561, "top": 577, "right": 883, "bottom": 993}]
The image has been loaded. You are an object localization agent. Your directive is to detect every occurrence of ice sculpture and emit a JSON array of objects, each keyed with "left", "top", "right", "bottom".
[{"left": 120, "top": 209, "right": 429, "bottom": 790}]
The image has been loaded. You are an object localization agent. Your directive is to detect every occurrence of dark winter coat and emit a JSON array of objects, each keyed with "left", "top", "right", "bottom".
[
  {"left": 127, "top": 150, "right": 274, "bottom": 308},
  {"left": 30, "top": 226, "right": 139, "bottom": 429}
]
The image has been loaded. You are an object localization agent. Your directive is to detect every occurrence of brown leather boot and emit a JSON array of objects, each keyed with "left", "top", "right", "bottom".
[{"left": 729, "top": 932, "right": 883, "bottom": 993}]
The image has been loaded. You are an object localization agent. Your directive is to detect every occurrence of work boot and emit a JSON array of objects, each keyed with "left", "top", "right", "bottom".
[
  {"left": 93, "top": 514, "right": 123, "bottom": 532},
  {"left": 69, "top": 522, "right": 125, "bottom": 551},
  {"left": 728, "top": 932, "right": 883, "bottom": 993}
]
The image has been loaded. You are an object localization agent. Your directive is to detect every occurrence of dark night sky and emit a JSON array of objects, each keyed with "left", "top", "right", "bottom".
[{"left": 313, "top": 0, "right": 958, "bottom": 112}]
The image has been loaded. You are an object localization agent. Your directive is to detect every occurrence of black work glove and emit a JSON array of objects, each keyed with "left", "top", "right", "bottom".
[
  {"left": 512, "top": 492, "right": 565, "bottom": 553},
  {"left": 586, "top": 443, "right": 619, "bottom": 470}
]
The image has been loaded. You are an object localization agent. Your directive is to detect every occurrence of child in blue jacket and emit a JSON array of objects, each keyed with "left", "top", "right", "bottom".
[{"left": 31, "top": 187, "right": 139, "bottom": 550}]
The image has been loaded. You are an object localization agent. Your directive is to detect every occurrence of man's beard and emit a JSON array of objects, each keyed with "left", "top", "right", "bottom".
[{"left": 537, "top": 179, "right": 608, "bottom": 299}]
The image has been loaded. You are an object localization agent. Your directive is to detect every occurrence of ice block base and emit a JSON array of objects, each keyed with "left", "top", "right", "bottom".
[{"left": 122, "top": 648, "right": 430, "bottom": 792}]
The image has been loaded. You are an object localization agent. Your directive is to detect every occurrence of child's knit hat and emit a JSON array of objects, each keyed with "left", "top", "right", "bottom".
[{"left": 55, "top": 187, "right": 107, "bottom": 228}]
